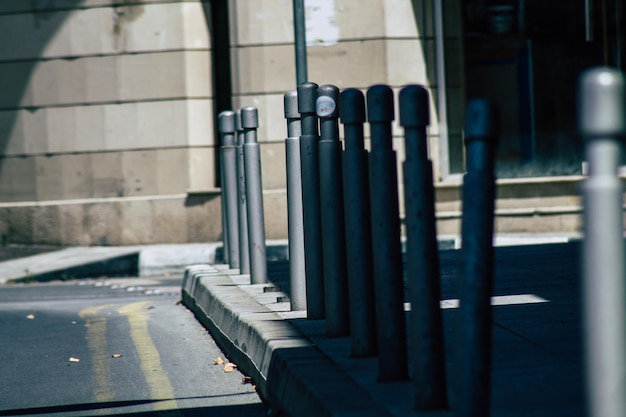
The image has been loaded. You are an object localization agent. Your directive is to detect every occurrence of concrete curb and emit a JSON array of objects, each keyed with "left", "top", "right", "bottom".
[{"left": 181, "top": 264, "right": 395, "bottom": 417}]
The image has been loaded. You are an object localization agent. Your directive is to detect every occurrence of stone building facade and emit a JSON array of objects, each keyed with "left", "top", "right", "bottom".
[{"left": 0, "top": 0, "right": 592, "bottom": 246}]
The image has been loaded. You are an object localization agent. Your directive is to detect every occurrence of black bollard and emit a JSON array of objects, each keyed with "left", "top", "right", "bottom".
[
  {"left": 298, "top": 82, "right": 325, "bottom": 320},
  {"left": 339, "top": 88, "right": 377, "bottom": 357},
  {"left": 400, "top": 85, "right": 447, "bottom": 410},
  {"left": 317, "top": 84, "right": 349, "bottom": 337},
  {"left": 367, "top": 84, "right": 408, "bottom": 382},
  {"left": 456, "top": 99, "right": 497, "bottom": 417}
]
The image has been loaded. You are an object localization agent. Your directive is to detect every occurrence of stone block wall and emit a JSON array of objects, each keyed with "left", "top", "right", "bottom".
[
  {"left": 0, "top": 1, "right": 215, "bottom": 205},
  {"left": 0, "top": 0, "right": 219, "bottom": 245},
  {"left": 0, "top": 0, "right": 585, "bottom": 245}
]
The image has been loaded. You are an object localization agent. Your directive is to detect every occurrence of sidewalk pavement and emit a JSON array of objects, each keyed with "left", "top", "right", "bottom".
[
  {"left": 0, "top": 240, "right": 288, "bottom": 284},
  {"left": 182, "top": 238, "right": 585, "bottom": 417}
]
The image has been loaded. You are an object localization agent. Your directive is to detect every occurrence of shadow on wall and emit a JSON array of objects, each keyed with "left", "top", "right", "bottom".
[
  {"left": 0, "top": 0, "right": 87, "bottom": 201},
  {"left": 410, "top": 0, "right": 439, "bottom": 89},
  {"left": 201, "top": 1, "right": 233, "bottom": 188}
]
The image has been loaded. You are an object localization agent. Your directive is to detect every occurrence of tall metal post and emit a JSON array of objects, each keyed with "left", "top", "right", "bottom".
[
  {"left": 218, "top": 111, "right": 239, "bottom": 269},
  {"left": 400, "top": 85, "right": 447, "bottom": 410},
  {"left": 317, "top": 84, "right": 349, "bottom": 337},
  {"left": 580, "top": 67, "right": 626, "bottom": 417},
  {"left": 293, "top": 0, "right": 308, "bottom": 86},
  {"left": 339, "top": 88, "right": 377, "bottom": 357},
  {"left": 456, "top": 99, "right": 497, "bottom": 417},
  {"left": 284, "top": 90, "right": 307, "bottom": 311},
  {"left": 298, "top": 82, "right": 325, "bottom": 319},
  {"left": 242, "top": 106, "right": 268, "bottom": 285},
  {"left": 236, "top": 109, "right": 250, "bottom": 275},
  {"left": 366, "top": 85, "right": 408, "bottom": 382}
]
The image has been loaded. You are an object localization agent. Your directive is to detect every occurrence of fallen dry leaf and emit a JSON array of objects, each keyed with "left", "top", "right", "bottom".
[
  {"left": 144, "top": 305, "right": 155, "bottom": 310},
  {"left": 26, "top": 314, "right": 35, "bottom": 320},
  {"left": 223, "top": 363, "right": 237, "bottom": 373},
  {"left": 214, "top": 357, "right": 225, "bottom": 365},
  {"left": 69, "top": 357, "right": 80, "bottom": 363},
  {"left": 112, "top": 354, "right": 123, "bottom": 358}
]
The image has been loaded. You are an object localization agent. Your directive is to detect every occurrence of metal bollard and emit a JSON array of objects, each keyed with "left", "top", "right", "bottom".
[
  {"left": 235, "top": 109, "right": 251, "bottom": 275},
  {"left": 220, "top": 186, "right": 229, "bottom": 265},
  {"left": 242, "top": 106, "right": 268, "bottom": 284},
  {"left": 400, "top": 85, "right": 447, "bottom": 410},
  {"left": 366, "top": 84, "right": 408, "bottom": 382},
  {"left": 580, "top": 68, "right": 626, "bottom": 417},
  {"left": 284, "top": 90, "right": 307, "bottom": 311},
  {"left": 218, "top": 111, "right": 240, "bottom": 269},
  {"left": 339, "top": 88, "right": 377, "bottom": 357},
  {"left": 219, "top": 129, "right": 230, "bottom": 266},
  {"left": 298, "top": 82, "right": 325, "bottom": 320},
  {"left": 456, "top": 99, "right": 497, "bottom": 417},
  {"left": 317, "top": 84, "right": 349, "bottom": 337}
]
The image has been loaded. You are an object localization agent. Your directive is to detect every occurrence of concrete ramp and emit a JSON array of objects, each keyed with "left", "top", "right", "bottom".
[{"left": 0, "top": 246, "right": 141, "bottom": 284}]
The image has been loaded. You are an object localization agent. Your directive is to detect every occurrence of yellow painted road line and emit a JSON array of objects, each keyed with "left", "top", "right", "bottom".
[
  {"left": 118, "top": 301, "right": 182, "bottom": 416},
  {"left": 79, "top": 304, "right": 115, "bottom": 403}
]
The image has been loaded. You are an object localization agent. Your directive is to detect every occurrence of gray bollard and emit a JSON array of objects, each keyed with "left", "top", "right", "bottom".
[
  {"left": 317, "top": 84, "right": 349, "bottom": 337},
  {"left": 298, "top": 82, "right": 325, "bottom": 320},
  {"left": 284, "top": 90, "right": 307, "bottom": 311},
  {"left": 218, "top": 111, "right": 240, "bottom": 269},
  {"left": 456, "top": 99, "right": 497, "bottom": 417},
  {"left": 366, "top": 84, "right": 408, "bottom": 382},
  {"left": 242, "top": 106, "right": 268, "bottom": 285},
  {"left": 580, "top": 68, "right": 626, "bottom": 417},
  {"left": 339, "top": 88, "right": 377, "bottom": 357},
  {"left": 220, "top": 180, "right": 229, "bottom": 265},
  {"left": 235, "top": 109, "right": 251, "bottom": 275},
  {"left": 400, "top": 85, "right": 447, "bottom": 410},
  {"left": 219, "top": 128, "right": 230, "bottom": 266}
]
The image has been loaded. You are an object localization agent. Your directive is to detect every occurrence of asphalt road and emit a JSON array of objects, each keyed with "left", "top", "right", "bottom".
[{"left": 0, "top": 275, "right": 269, "bottom": 417}]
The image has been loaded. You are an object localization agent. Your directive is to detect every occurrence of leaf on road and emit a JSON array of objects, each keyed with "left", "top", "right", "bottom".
[
  {"left": 144, "top": 305, "right": 155, "bottom": 310},
  {"left": 214, "top": 357, "right": 225, "bottom": 365},
  {"left": 224, "top": 363, "right": 237, "bottom": 373},
  {"left": 26, "top": 314, "right": 35, "bottom": 320},
  {"left": 112, "top": 354, "right": 123, "bottom": 358},
  {"left": 69, "top": 357, "right": 80, "bottom": 363}
]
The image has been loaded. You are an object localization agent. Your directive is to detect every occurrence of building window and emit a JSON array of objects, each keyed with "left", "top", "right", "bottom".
[{"left": 462, "top": 0, "right": 624, "bottom": 178}]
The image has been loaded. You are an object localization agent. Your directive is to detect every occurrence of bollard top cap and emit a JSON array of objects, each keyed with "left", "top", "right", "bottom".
[
  {"left": 316, "top": 85, "right": 340, "bottom": 118},
  {"left": 297, "top": 82, "right": 320, "bottom": 113},
  {"left": 339, "top": 88, "right": 366, "bottom": 124},
  {"left": 218, "top": 111, "right": 236, "bottom": 133},
  {"left": 366, "top": 84, "right": 394, "bottom": 123},
  {"left": 284, "top": 90, "right": 300, "bottom": 119},
  {"left": 241, "top": 106, "right": 259, "bottom": 129},
  {"left": 399, "top": 85, "right": 430, "bottom": 128},
  {"left": 464, "top": 98, "right": 497, "bottom": 143},
  {"left": 579, "top": 67, "right": 626, "bottom": 137}
]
